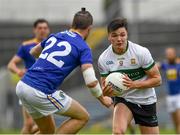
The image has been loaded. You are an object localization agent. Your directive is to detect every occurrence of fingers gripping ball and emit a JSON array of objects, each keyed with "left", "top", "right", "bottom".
[{"left": 105, "top": 72, "right": 129, "bottom": 95}]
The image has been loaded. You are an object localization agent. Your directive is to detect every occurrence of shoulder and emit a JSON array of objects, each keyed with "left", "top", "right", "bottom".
[
  {"left": 160, "top": 61, "right": 167, "bottom": 68},
  {"left": 128, "top": 41, "right": 151, "bottom": 56},
  {"left": 128, "top": 41, "right": 148, "bottom": 52},
  {"left": 176, "top": 58, "right": 180, "bottom": 64},
  {"left": 22, "top": 38, "right": 39, "bottom": 46},
  {"left": 75, "top": 38, "right": 90, "bottom": 51},
  {"left": 161, "top": 60, "right": 168, "bottom": 65}
]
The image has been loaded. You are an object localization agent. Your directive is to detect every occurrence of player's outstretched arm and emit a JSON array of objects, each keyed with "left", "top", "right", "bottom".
[
  {"left": 81, "top": 63, "right": 113, "bottom": 108},
  {"left": 30, "top": 43, "right": 43, "bottom": 58},
  {"left": 123, "top": 65, "right": 162, "bottom": 89},
  {"left": 7, "top": 55, "right": 26, "bottom": 77}
]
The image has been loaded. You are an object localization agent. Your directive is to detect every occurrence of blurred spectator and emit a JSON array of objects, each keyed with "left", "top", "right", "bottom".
[
  {"left": 7, "top": 19, "right": 50, "bottom": 134},
  {"left": 158, "top": 47, "right": 180, "bottom": 134}
]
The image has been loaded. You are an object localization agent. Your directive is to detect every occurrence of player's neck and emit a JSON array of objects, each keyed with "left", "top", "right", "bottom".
[
  {"left": 168, "top": 59, "right": 176, "bottom": 64},
  {"left": 112, "top": 42, "right": 128, "bottom": 55},
  {"left": 70, "top": 29, "right": 85, "bottom": 39}
]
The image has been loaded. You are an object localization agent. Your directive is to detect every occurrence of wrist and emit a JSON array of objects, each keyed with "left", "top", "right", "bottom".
[
  {"left": 16, "top": 69, "right": 25, "bottom": 77},
  {"left": 97, "top": 95, "right": 104, "bottom": 102},
  {"left": 133, "top": 81, "right": 141, "bottom": 89},
  {"left": 89, "top": 82, "right": 103, "bottom": 98},
  {"left": 97, "top": 95, "right": 103, "bottom": 100},
  {"left": 16, "top": 70, "right": 21, "bottom": 75}
]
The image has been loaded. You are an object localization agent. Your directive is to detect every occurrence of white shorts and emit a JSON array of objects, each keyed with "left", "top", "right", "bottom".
[
  {"left": 166, "top": 94, "right": 180, "bottom": 113},
  {"left": 16, "top": 81, "right": 72, "bottom": 119}
]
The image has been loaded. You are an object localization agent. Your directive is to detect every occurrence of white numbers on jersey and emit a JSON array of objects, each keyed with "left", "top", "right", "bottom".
[
  {"left": 39, "top": 37, "right": 57, "bottom": 59},
  {"left": 39, "top": 37, "right": 72, "bottom": 68}
]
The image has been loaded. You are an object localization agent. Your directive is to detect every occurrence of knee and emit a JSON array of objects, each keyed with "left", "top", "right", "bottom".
[
  {"left": 113, "top": 126, "right": 126, "bottom": 135},
  {"left": 80, "top": 112, "right": 90, "bottom": 125},
  {"left": 83, "top": 112, "right": 90, "bottom": 123}
]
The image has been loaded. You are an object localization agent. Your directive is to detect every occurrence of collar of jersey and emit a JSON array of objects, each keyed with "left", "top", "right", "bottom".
[
  {"left": 22, "top": 38, "right": 40, "bottom": 45},
  {"left": 111, "top": 41, "right": 129, "bottom": 56},
  {"left": 69, "top": 29, "right": 83, "bottom": 39},
  {"left": 33, "top": 38, "right": 41, "bottom": 44}
]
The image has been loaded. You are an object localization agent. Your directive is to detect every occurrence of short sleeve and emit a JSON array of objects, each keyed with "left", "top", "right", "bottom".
[
  {"left": 16, "top": 45, "right": 25, "bottom": 59},
  {"left": 140, "top": 48, "right": 155, "bottom": 71},
  {"left": 98, "top": 56, "right": 110, "bottom": 77},
  {"left": 80, "top": 47, "right": 93, "bottom": 65}
]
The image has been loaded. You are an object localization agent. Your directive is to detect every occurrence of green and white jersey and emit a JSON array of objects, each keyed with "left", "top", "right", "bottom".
[{"left": 98, "top": 41, "right": 156, "bottom": 105}]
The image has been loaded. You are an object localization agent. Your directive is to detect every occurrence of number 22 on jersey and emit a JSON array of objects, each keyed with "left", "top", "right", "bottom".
[{"left": 39, "top": 36, "right": 72, "bottom": 68}]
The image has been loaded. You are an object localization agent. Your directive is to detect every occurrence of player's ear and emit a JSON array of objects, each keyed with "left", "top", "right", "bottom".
[
  {"left": 86, "top": 25, "right": 92, "bottom": 36},
  {"left": 87, "top": 25, "right": 92, "bottom": 32}
]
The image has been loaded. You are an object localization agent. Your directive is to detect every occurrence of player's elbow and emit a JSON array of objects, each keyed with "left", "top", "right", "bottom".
[
  {"left": 7, "top": 63, "right": 10, "bottom": 70},
  {"left": 86, "top": 80, "right": 98, "bottom": 88},
  {"left": 155, "top": 76, "right": 162, "bottom": 86},
  {"left": 7, "top": 62, "right": 12, "bottom": 71},
  {"left": 30, "top": 49, "right": 38, "bottom": 58}
]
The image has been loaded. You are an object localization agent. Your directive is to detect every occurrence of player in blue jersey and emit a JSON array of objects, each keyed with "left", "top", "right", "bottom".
[
  {"left": 16, "top": 8, "right": 112, "bottom": 134},
  {"left": 7, "top": 19, "right": 50, "bottom": 134},
  {"left": 159, "top": 47, "right": 180, "bottom": 134}
]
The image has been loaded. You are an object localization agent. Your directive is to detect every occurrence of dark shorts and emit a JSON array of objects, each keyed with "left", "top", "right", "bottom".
[{"left": 114, "top": 97, "right": 158, "bottom": 127}]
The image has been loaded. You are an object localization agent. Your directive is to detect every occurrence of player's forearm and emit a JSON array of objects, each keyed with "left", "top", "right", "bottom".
[
  {"left": 30, "top": 49, "right": 40, "bottom": 58},
  {"left": 134, "top": 76, "right": 161, "bottom": 89},
  {"left": 30, "top": 44, "right": 42, "bottom": 58},
  {"left": 81, "top": 64, "right": 103, "bottom": 98},
  {"left": 86, "top": 77, "right": 102, "bottom": 98},
  {"left": 7, "top": 62, "right": 20, "bottom": 74}
]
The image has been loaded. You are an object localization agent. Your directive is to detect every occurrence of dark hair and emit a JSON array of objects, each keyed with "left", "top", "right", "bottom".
[
  {"left": 72, "top": 8, "right": 93, "bottom": 29},
  {"left": 107, "top": 18, "right": 128, "bottom": 33},
  {"left": 33, "top": 19, "right": 49, "bottom": 28}
]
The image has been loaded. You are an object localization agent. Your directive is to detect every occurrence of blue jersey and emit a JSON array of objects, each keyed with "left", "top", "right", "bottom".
[
  {"left": 22, "top": 30, "right": 93, "bottom": 94},
  {"left": 16, "top": 38, "right": 39, "bottom": 69},
  {"left": 161, "top": 62, "right": 180, "bottom": 95}
]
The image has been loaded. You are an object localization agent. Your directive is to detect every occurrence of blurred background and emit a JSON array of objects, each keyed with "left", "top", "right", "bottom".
[{"left": 0, "top": 0, "right": 180, "bottom": 133}]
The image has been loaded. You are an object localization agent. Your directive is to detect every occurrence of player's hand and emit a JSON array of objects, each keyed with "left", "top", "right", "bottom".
[
  {"left": 98, "top": 95, "right": 113, "bottom": 108},
  {"left": 102, "top": 84, "right": 116, "bottom": 97},
  {"left": 122, "top": 74, "right": 137, "bottom": 89},
  {"left": 17, "top": 69, "right": 26, "bottom": 77}
]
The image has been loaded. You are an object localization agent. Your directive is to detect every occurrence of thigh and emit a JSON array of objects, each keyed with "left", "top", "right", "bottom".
[
  {"left": 172, "top": 109, "right": 180, "bottom": 126},
  {"left": 57, "top": 99, "right": 89, "bottom": 120},
  {"left": 139, "top": 125, "right": 159, "bottom": 134},
  {"left": 133, "top": 103, "right": 158, "bottom": 127},
  {"left": 21, "top": 86, "right": 72, "bottom": 119},
  {"left": 166, "top": 95, "right": 179, "bottom": 113},
  {"left": 113, "top": 103, "right": 133, "bottom": 131},
  {"left": 16, "top": 81, "right": 44, "bottom": 118},
  {"left": 22, "top": 107, "right": 34, "bottom": 124}
]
